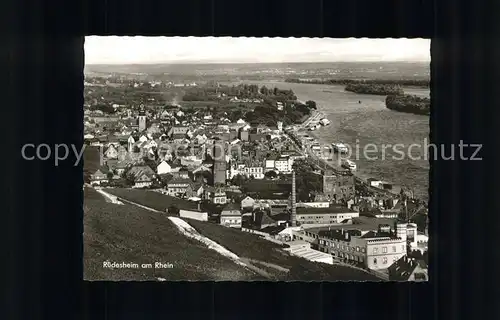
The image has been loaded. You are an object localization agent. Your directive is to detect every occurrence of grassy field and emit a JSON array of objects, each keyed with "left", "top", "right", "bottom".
[
  {"left": 187, "top": 220, "right": 380, "bottom": 281},
  {"left": 94, "top": 187, "right": 381, "bottom": 281},
  {"left": 84, "top": 187, "right": 260, "bottom": 281},
  {"left": 104, "top": 188, "right": 198, "bottom": 212},
  {"left": 179, "top": 101, "right": 219, "bottom": 108}
]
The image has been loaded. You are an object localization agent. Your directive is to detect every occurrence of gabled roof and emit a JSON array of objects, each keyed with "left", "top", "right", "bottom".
[
  {"left": 255, "top": 211, "right": 277, "bottom": 226},
  {"left": 92, "top": 166, "right": 110, "bottom": 176},
  {"left": 167, "top": 178, "right": 192, "bottom": 185},
  {"left": 115, "top": 159, "right": 134, "bottom": 169},
  {"left": 221, "top": 203, "right": 241, "bottom": 213},
  {"left": 127, "top": 165, "right": 155, "bottom": 180},
  {"left": 189, "top": 181, "right": 204, "bottom": 190},
  {"left": 388, "top": 256, "right": 423, "bottom": 281}
]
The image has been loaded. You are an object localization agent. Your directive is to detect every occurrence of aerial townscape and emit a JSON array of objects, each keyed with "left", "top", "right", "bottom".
[{"left": 83, "top": 37, "right": 430, "bottom": 282}]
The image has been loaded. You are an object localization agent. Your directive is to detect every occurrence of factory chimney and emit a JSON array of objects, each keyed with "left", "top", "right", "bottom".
[{"left": 291, "top": 170, "right": 297, "bottom": 226}]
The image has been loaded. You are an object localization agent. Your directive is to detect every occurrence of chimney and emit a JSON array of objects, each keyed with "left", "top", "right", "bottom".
[{"left": 291, "top": 170, "right": 297, "bottom": 226}]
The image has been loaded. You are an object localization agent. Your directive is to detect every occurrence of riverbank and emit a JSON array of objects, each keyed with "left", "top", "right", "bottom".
[
  {"left": 225, "top": 80, "right": 429, "bottom": 201},
  {"left": 285, "top": 78, "right": 429, "bottom": 88},
  {"left": 288, "top": 112, "right": 404, "bottom": 198}
]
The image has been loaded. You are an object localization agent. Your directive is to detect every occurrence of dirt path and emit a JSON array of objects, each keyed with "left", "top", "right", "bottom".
[{"left": 97, "top": 189, "right": 290, "bottom": 280}]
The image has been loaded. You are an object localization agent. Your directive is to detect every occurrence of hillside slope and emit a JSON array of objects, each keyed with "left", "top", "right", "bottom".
[
  {"left": 84, "top": 187, "right": 260, "bottom": 281},
  {"left": 103, "top": 188, "right": 381, "bottom": 281}
]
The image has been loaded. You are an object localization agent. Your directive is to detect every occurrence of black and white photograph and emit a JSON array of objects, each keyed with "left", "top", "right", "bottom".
[{"left": 83, "top": 37, "right": 430, "bottom": 281}]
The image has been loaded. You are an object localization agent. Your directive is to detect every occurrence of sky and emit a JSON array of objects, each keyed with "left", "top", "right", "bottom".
[{"left": 85, "top": 37, "right": 430, "bottom": 65}]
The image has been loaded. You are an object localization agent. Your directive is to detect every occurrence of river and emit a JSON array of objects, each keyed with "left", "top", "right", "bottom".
[{"left": 224, "top": 80, "right": 430, "bottom": 201}]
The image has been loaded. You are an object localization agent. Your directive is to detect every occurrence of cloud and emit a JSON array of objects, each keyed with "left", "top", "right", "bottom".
[{"left": 85, "top": 37, "right": 430, "bottom": 64}]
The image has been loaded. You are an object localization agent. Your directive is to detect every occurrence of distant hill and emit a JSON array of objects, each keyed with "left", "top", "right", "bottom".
[{"left": 84, "top": 61, "right": 430, "bottom": 80}]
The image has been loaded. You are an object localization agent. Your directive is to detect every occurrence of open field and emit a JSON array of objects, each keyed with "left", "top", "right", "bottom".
[
  {"left": 105, "top": 188, "right": 198, "bottom": 212},
  {"left": 178, "top": 100, "right": 220, "bottom": 108},
  {"left": 84, "top": 187, "right": 260, "bottom": 281}
]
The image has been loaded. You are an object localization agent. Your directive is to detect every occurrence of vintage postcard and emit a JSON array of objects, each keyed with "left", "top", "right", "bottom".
[{"left": 83, "top": 37, "right": 430, "bottom": 281}]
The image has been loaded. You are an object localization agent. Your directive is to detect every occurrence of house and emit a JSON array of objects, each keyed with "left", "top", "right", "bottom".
[
  {"left": 114, "top": 159, "right": 133, "bottom": 176},
  {"left": 156, "top": 160, "right": 172, "bottom": 175},
  {"left": 240, "top": 196, "right": 256, "bottom": 210},
  {"left": 168, "top": 126, "right": 189, "bottom": 137},
  {"left": 242, "top": 161, "right": 264, "bottom": 179},
  {"left": 367, "top": 178, "right": 382, "bottom": 187},
  {"left": 220, "top": 203, "right": 242, "bottom": 228},
  {"left": 89, "top": 166, "right": 110, "bottom": 185},
  {"left": 193, "top": 164, "right": 212, "bottom": 174},
  {"left": 274, "top": 155, "right": 293, "bottom": 173},
  {"left": 126, "top": 165, "right": 156, "bottom": 188},
  {"left": 239, "top": 128, "right": 249, "bottom": 141},
  {"left": 116, "top": 145, "right": 129, "bottom": 161},
  {"left": 170, "top": 166, "right": 189, "bottom": 179},
  {"left": 210, "top": 187, "right": 227, "bottom": 205},
  {"left": 166, "top": 178, "right": 192, "bottom": 197},
  {"left": 186, "top": 182, "right": 204, "bottom": 199},
  {"left": 104, "top": 144, "right": 118, "bottom": 159},
  {"left": 181, "top": 156, "right": 203, "bottom": 168},
  {"left": 253, "top": 210, "right": 278, "bottom": 229},
  {"left": 388, "top": 256, "right": 428, "bottom": 281}
]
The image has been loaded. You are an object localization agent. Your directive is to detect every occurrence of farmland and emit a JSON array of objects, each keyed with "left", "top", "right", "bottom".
[{"left": 84, "top": 187, "right": 260, "bottom": 281}]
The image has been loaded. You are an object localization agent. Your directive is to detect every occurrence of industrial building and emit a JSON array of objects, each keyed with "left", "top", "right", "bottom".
[
  {"left": 295, "top": 206, "right": 359, "bottom": 227},
  {"left": 291, "top": 220, "right": 409, "bottom": 271}
]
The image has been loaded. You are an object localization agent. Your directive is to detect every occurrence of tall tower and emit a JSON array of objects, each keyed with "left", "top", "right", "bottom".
[
  {"left": 212, "top": 141, "right": 227, "bottom": 185},
  {"left": 396, "top": 223, "right": 407, "bottom": 242},
  {"left": 138, "top": 110, "right": 147, "bottom": 132},
  {"left": 291, "top": 170, "right": 297, "bottom": 226},
  {"left": 277, "top": 121, "right": 283, "bottom": 133}
]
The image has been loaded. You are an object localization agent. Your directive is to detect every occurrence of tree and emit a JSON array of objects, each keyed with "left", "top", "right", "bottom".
[
  {"left": 106, "top": 171, "right": 114, "bottom": 180},
  {"left": 230, "top": 174, "right": 247, "bottom": 187},
  {"left": 264, "top": 170, "right": 278, "bottom": 179},
  {"left": 305, "top": 100, "right": 317, "bottom": 110},
  {"left": 159, "top": 173, "right": 174, "bottom": 185},
  {"left": 260, "top": 85, "right": 269, "bottom": 95},
  {"left": 167, "top": 205, "right": 180, "bottom": 215}
]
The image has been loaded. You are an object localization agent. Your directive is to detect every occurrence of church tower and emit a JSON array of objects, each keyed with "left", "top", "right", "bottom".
[
  {"left": 212, "top": 141, "right": 227, "bottom": 185},
  {"left": 138, "top": 109, "right": 147, "bottom": 132}
]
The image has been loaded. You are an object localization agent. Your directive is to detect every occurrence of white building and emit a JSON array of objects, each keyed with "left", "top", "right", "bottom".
[
  {"left": 293, "top": 223, "right": 408, "bottom": 271},
  {"left": 296, "top": 202, "right": 330, "bottom": 208},
  {"left": 265, "top": 155, "right": 293, "bottom": 173},
  {"left": 220, "top": 203, "right": 242, "bottom": 228},
  {"left": 274, "top": 155, "right": 293, "bottom": 173},
  {"left": 156, "top": 160, "right": 172, "bottom": 175}
]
